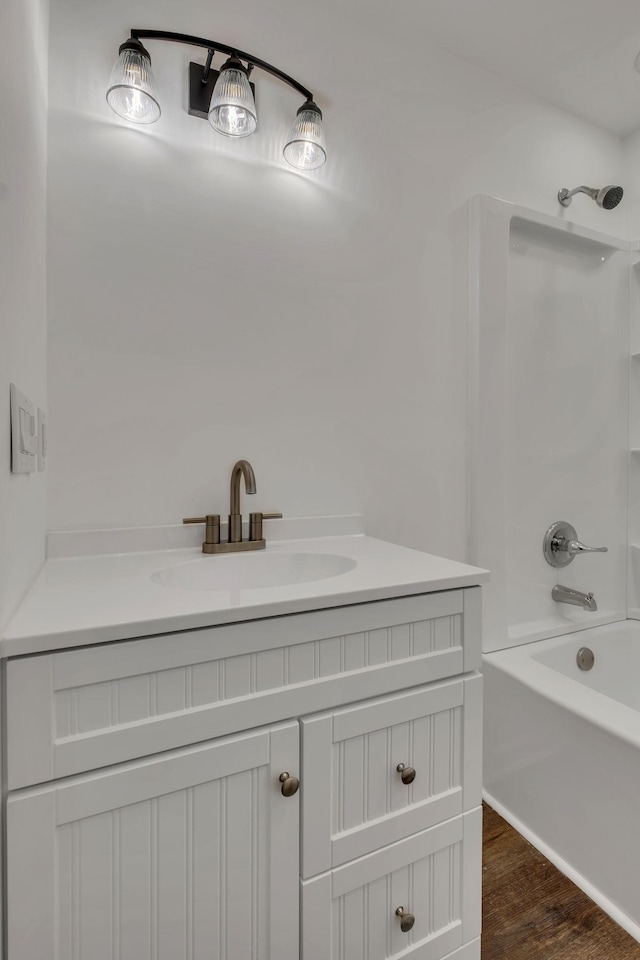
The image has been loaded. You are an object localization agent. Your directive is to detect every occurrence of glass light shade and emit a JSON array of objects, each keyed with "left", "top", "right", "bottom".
[
  {"left": 283, "top": 105, "right": 326, "bottom": 170},
  {"left": 106, "top": 48, "right": 161, "bottom": 124},
  {"left": 208, "top": 65, "right": 257, "bottom": 137}
]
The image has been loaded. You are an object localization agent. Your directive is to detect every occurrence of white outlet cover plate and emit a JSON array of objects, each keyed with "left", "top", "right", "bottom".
[{"left": 10, "top": 383, "right": 36, "bottom": 474}]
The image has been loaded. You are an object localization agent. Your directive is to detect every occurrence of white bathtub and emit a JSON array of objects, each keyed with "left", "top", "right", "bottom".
[{"left": 483, "top": 620, "right": 640, "bottom": 941}]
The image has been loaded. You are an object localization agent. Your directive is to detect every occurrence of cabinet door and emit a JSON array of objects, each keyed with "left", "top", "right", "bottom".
[{"left": 7, "top": 722, "right": 299, "bottom": 960}]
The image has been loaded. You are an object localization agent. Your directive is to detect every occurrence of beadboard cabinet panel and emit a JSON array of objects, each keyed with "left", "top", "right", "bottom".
[
  {"left": 301, "top": 809, "right": 482, "bottom": 960},
  {"left": 301, "top": 676, "right": 482, "bottom": 877},
  {"left": 6, "top": 723, "right": 299, "bottom": 960},
  {"left": 6, "top": 589, "right": 481, "bottom": 789}
]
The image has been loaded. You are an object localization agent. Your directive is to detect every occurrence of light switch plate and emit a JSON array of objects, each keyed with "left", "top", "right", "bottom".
[
  {"left": 37, "top": 407, "right": 47, "bottom": 471},
  {"left": 10, "top": 383, "right": 36, "bottom": 474}
]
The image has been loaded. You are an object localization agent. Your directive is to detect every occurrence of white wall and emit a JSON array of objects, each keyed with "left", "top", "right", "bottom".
[
  {"left": 0, "top": 0, "right": 48, "bottom": 631},
  {"left": 47, "top": 0, "right": 627, "bottom": 562}
]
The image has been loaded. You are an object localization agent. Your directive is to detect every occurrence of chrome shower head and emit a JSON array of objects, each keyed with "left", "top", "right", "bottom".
[{"left": 558, "top": 184, "right": 623, "bottom": 209}]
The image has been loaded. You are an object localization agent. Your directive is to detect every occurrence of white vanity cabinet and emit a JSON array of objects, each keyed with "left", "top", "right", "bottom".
[{"left": 4, "top": 586, "right": 483, "bottom": 960}]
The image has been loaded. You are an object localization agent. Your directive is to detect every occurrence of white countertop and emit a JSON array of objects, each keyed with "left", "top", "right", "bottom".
[{"left": 2, "top": 535, "right": 489, "bottom": 656}]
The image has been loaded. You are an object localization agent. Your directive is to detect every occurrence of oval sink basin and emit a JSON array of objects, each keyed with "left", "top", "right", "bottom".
[{"left": 152, "top": 551, "right": 357, "bottom": 592}]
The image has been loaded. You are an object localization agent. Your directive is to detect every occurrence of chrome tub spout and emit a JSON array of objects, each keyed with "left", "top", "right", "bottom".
[{"left": 552, "top": 584, "right": 597, "bottom": 612}]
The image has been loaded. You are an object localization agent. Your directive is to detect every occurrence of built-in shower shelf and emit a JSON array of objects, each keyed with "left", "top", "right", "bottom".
[
  {"left": 631, "top": 448, "right": 640, "bottom": 454},
  {"left": 632, "top": 351, "right": 640, "bottom": 361}
]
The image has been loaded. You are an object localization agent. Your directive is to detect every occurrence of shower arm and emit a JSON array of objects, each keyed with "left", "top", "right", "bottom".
[{"left": 558, "top": 186, "right": 596, "bottom": 206}]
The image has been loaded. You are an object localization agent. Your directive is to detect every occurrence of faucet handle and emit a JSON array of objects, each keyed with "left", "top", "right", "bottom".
[
  {"left": 565, "top": 539, "right": 608, "bottom": 557},
  {"left": 183, "top": 514, "right": 221, "bottom": 550},
  {"left": 249, "top": 511, "right": 283, "bottom": 542}
]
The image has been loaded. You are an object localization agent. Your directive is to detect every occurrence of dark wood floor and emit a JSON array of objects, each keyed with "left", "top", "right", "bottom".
[{"left": 482, "top": 803, "right": 640, "bottom": 960}]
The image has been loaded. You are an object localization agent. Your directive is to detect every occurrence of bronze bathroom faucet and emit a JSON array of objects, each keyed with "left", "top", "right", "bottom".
[{"left": 183, "top": 459, "right": 282, "bottom": 554}]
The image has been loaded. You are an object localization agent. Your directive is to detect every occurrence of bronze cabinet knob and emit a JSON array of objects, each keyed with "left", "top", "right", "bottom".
[
  {"left": 395, "top": 907, "right": 415, "bottom": 932},
  {"left": 279, "top": 772, "right": 300, "bottom": 797},
  {"left": 396, "top": 763, "right": 416, "bottom": 785}
]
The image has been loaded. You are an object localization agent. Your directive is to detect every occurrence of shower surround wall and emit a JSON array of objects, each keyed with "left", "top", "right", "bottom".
[
  {"left": 469, "top": 198, "right": 631, "bottom": 651},
  {"left": 623, "top": 130, "right": 640, "bottom": 615},
  {"left": 46, "top": 0, "right": 627, "bottom": 557}
]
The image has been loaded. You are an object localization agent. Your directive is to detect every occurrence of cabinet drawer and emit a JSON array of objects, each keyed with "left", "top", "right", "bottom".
[
  {"left": 6, "top": 589, "right": 481, "bottom": 789},
  {"left": 301, "top": 676, "right": 482, "bottom": 877},
  {"left": 301, "top": 808, "right": 482, "bottom": 960}
]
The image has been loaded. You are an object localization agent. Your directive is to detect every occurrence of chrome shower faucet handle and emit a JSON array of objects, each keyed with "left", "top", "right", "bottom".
[{"left": 543, "top": 521, "right": 608, "bottom": 568}]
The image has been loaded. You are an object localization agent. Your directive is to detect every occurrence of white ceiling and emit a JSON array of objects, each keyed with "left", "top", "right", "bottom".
[
  {"left": 53, "top": 0, "right": 640, "bottom": 138},
  {"left": 316, "top": 0, "right": 640, "bottom": 138},
  {"left": 382, "top": 0, "right": 640, "bottom": 137}
]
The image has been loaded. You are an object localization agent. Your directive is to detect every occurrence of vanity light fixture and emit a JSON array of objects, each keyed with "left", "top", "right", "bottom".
[{"left": 106, "top": 30, "right": 326, "bottom": 169}]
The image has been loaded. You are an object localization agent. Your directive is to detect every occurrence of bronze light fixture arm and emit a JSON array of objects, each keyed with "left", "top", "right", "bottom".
[{"left": 129, "top": 29, "right": 315, "bottom": 101}]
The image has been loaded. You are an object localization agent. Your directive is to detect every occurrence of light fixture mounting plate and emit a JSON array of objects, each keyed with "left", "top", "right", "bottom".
[{"left": 188, "top": 61, "right": 256, "bottom": 120}]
